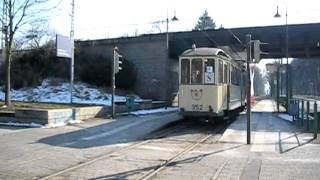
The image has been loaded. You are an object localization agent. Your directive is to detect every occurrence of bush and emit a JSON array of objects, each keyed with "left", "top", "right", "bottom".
[
  {"left": 75, "top": 52, "right": 136, "bottom": 89},
  {"left": 0, "top": 43, "right": 136, "bottom": 90},
  {"left": 75, "top": 53, "right": 111, "bottom": 87},
  {"left": 0, "top": 42, "right": 69, "bottom": 89}
]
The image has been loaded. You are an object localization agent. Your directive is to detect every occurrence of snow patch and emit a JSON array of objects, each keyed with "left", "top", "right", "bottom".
[
  {"left": 130, "top": 107, "right": 179, "bottom": 116},
  {"left": 278, "top": 113, "right": 293, "bottom": 122},
  {"left": 0, "top": 122, "right": 43, "bottom": 128},
  {"left": 0, "top": 79, "right": 140, "bottom": 106}
]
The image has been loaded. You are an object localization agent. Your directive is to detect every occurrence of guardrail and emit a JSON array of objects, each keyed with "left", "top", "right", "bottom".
[{"left": 289, "top": 98, "right": 318, "bottom": 138}]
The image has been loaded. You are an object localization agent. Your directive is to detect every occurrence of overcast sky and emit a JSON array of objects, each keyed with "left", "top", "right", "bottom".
[{"left": 51, "top": 0, "right": 320, "bottom": 40}]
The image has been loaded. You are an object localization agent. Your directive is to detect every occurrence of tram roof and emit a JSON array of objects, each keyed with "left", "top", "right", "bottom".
[{"left": 180, "top": 47, "right": 231, "bottom": 59}]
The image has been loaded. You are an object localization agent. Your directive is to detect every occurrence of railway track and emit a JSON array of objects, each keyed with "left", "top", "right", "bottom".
[
  {"left": 38, "top": 120, "right": 190, "bottom": 180},
  {"left": 136, "top": 124, "right": 226, "bottom": 180},
  {"left": 39, "top": 120, "right": 227, "bottom": 180}
]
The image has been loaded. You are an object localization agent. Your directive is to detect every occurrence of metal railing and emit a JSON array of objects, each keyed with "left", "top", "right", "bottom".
[{"left": 289, "top": 98, "right": 318, "bottom": 138}]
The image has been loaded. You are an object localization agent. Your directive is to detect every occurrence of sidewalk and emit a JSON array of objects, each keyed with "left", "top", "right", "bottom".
[{"left": 217, "top": 99, "right": 320, "bottom": 179}]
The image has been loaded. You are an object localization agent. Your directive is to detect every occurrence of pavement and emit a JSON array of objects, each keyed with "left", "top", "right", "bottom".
[
  {"left": 0, "top": 112, "right": 182, "bottom": 179},
  {"left": 46, "top": 99, "right": 320, "bottom": 180},
  {"left": 146, "top": 99, "right": 320, "bottom": 180},
  {"left": 200, "top": 99, "right": 320, "bottom": 179},
  {"left": 2, "top": 99, "right": 320, "bottom": 179}
]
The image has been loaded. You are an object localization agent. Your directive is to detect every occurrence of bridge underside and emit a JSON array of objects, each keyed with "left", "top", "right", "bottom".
[{"left": 170, "top": 23, "right": 320, "bottom": 60}]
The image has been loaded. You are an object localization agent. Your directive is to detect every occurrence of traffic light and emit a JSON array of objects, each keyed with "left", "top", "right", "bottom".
[
  {"left": 251, "top": 40, "right": 268, "bottom": 63},
  {"left": 114, "top": 47, "right": 123, "bottom": 74}
]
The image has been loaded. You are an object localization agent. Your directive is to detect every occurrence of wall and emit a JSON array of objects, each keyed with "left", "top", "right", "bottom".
[{"left": 78, "top": 34, "right": 173, "bottom": 101}]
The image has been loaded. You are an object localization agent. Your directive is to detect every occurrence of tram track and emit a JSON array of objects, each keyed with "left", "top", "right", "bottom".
[
  {"left": 136, "top": 124, "right": 226, "bottom": 180},
  {"left": 38, "top": 120, "right": 190, "bottom": 180},
  {"left": 39, "top": 120, "right": 227, "bottom": 180}
]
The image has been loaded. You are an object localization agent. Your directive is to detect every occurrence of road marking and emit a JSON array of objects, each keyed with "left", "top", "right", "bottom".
[
  {"left": 211, "top": 161, "right": 228, "bottom": 180},
  {"left": 81, "top": 120, "right": 146, "bottom": 141},
  {"left": 138, "top": 145, "right": 174, "bottom": 152},
  {"left": 82, "top": 114, "right": 179, "bottom": 141}
]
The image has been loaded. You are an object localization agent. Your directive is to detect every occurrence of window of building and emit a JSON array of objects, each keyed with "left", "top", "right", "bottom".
[
  {"left": 191, "top": 59, "right": 203, "bottom": 84},
  {"left": 180, "top": 59, "right": 190, "bottom": 84}
]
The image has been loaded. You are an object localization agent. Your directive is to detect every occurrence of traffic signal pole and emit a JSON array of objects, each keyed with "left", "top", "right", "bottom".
[{"left": 111, "top": 47, "right": 122, "bottom": 119}]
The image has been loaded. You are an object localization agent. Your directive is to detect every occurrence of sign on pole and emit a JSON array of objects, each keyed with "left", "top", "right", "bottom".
[{"left": 56, "top": 34, "right": 72, "bottom": 58}]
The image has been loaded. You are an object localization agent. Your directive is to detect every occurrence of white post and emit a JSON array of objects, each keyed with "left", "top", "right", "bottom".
[{"left": 70, "top": 0, "right": 75, "bottom": 104}]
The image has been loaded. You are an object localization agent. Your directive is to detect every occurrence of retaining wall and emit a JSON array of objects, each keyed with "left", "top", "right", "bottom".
[{"left": 0, "top": 101, "right": 167, "bottom": 126}]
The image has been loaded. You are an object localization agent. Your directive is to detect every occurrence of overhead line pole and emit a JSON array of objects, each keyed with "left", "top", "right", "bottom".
[
  {"left": 70, "top": 0, "right": 75, "bottom": 104},
  {"left": 246, "top": 34, "right": 251, "bottom": 145},
  {"left": 285, "top": 10, "right": 290, "bottom": 112},
  {"left": 112, "top": 48, "right": 116, "bottom": 118}
]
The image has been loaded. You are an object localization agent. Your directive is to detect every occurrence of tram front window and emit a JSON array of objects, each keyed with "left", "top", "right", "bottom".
[
  {"left": 204, "top": 58, "right": 215, "bottom": 84},
  {"left": 181, "top": 59, "right": 190, "bottom": 84},
  {"left": 191, "top": 59, "right": 203, "bottom": 84}
]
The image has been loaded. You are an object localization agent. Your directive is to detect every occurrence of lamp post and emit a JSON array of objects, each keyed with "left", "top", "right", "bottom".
[
  {"left": 166, "top": 11, "right": 178, "bottom": 49},
  {"left": 274, "top": 5, "right": 289, "bottom": 112}
]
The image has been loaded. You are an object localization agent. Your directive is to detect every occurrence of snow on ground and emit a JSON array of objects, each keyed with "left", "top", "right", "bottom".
[
  {"left": 0, "top": 122, "right": 43, "bottom": 128},
  {"left": 0, "top": 79, "right": 142, "bottom": 106},
  {"left": 278, "top": 113, "right": 293, "bottom": 122},
  {"left": 130, "top": 107, "right": 179, "bottom": 116}
]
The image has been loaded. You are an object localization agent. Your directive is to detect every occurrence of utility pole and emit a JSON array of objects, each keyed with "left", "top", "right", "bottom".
[
  {"left": 111, "top": 48, "right": 116, "bottom": 118},
  {"left": 70, "top": 0, "right": 75, "bottom": 104},
  {"left": 246, "top": 34, "right": 251, "bottom": 145},
  {"left": 285, "top": 10, "right": 290, "bottom": 112}
]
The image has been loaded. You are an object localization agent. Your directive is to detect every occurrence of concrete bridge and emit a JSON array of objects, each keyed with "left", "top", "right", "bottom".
[{"left": 78, "top": 23, "right": 320, "bottom": 101}]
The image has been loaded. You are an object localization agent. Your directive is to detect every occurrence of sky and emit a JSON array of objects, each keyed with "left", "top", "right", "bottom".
[{"left": 51, "top": 0, "right": 320, "bottom": 40}]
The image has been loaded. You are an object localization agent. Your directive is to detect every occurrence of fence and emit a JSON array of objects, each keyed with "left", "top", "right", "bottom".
[{"left": 289, "top": 98, "right": 318, "bottom": 138}]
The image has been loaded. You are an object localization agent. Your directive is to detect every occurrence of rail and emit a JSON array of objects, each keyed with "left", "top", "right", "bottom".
[{"left": 289, "top": 97, "right": 318, "bottom": 138}]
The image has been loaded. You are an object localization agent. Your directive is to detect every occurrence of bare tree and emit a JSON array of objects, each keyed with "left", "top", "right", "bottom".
[
  {"left": 1, "top": 0, "right": 56, "bottom": 107},
  {"left": 23, "top": 23, "right": 54, "bottom": 49}
]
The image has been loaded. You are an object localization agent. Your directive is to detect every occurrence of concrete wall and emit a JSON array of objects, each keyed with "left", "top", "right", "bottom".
[
  {"left": 0, "top": 101, "right": 167, "bottom": 125},
  {"left": 78, "top": 34, "right": 173, "bottom": 101}
]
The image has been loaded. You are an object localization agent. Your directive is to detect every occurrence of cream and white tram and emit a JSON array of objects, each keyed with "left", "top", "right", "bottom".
[{"left": 178, "top": 45, "right": 246, "bottom": 120}]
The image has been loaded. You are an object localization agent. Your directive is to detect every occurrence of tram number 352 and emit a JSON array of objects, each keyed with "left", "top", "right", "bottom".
[{"left": 192, "top": 104, "right": 203, "bottom": 111}]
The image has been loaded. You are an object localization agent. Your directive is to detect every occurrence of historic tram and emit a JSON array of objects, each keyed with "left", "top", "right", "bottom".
[{"left": 178, "top": 45, "right": 246, "bottom": 121}]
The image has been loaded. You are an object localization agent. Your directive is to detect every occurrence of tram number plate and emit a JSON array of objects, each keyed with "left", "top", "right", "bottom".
[{"left": 192, "top": 104, "right": 203, "bottom": 111}]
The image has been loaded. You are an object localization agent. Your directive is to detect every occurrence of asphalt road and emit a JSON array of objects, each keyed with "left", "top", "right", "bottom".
[{"left": 0, "top": 112, "right": 182, "bottom": 179}]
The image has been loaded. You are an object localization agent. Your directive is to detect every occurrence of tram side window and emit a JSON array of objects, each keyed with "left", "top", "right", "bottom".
[
  {"left": 204, "top": 58, "right": 215, "bottom": 84},
  {"left": 219, "top": 60, "right": 223, "bottom": 83},
  {"left": 191, "top": 59, "right": 203, "bottom": 84},
  {"left": 181, "top": 59, "right": 190, "bottom": 84},
  {"left": 223, "top": 63, "right": 229, "bottom": 84},
  {"left": 236, "top": 68, "right": 240, "bottom": 85},
  {"left": 231, "top": 65, "right": 234, "bottom": 85}
]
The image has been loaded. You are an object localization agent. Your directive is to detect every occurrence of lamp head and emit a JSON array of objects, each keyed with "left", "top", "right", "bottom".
[{"left": 274, "top": 6, "right": 281, "bottom": 18}]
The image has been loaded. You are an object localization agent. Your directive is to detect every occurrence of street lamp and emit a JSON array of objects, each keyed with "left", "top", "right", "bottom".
[
  {"left": 166, "top": 11, "right": 179, "bottom": 49},
  {"left": 274, "top": 5, "right": 289, "bottom": 112}
]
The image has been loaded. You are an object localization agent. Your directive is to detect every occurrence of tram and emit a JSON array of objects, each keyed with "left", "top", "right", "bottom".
[{"left": 178, "top": 45, "right": 246, "bottom": 121}]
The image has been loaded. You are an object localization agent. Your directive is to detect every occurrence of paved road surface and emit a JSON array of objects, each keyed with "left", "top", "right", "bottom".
[{"left": 0, "top": 112, "right": 181, "bottom": 179}]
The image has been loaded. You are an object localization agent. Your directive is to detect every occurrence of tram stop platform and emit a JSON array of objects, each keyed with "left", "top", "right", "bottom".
[{"left": 217, "top": 99, "right": 320, "bottom": 179}]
